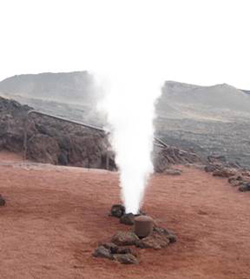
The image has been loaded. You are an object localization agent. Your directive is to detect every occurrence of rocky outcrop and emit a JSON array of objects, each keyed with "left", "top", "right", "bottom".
[
  {"left": 212, "top": 168, "right": 238, "bottom": 178},
  {"left": 204, "top": 159, "right": 250, "bottom": 193},
  {"left": 0, "top": 97, "right": 114, "bottom": 169},
  {"left": 153, "top": 145, "right": 201, "bottom": 173}
]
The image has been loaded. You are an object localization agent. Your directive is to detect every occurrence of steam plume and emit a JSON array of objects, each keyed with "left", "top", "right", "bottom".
[{"left": 98, "top": 71, "right": 162, "bottom": 214}]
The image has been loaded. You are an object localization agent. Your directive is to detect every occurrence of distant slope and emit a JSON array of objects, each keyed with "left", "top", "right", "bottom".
[
  {"left": 155, "top": 81, "right": 250, "bottom": 167},
  {"left": 156, "top": 81, "right": 250, "bottom": 121},
  {"left": 0, "top": 72, "right": 102, "bottom": 125},
  {"left": 0, "top": 71, "right": 95, "bottom": 105},
  {"left": 242, "top": 89, "right": 250, "bottom": 95}
]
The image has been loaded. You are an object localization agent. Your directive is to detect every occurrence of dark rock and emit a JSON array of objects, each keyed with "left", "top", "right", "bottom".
[
  {"left": 0, "top": 195, "right": 6, "bottom": 206},
  {"left": 228, "top": 175, "right": 243, "bottom": 183},
  {"left": 102, "top": 242, "right": 118, "bottom": 254},
  {"left": 92, "top": 246, "right": 113, "bottom": 260},
  {"left": 239, "top": 183, "right": 250, "bottom": 192},
  {"left": 101, "top": 243, "right": 137, "bottom": 257},
  {"left": 113, "top": 253, "right": 138, "bottom": 264},
  {"left": 136, "top": 226, "right": 177, "bottom": 249},
  {"left": 213, "top": 168, "right": 238, "bottom": 178},
  {"left": 229, "top": 179, "right": 242, "bottom": 187},
  {"left": 153, "top": 144, "right": 201, "bottom": 173},
  {"left": 242, "top": 171, "right": 250, "bottom": 177},
  {"left": 153, "top": 227, "right": 177, "bottom": 243},
  {"left": 120, "top": 213, "right": 135, "bottom": 225},
  {"left": 110, "top": 204, "right": 125, "bottom": 218},
  {"left": 116, "top": 247, "right": 132, "bottom": 254},
  {"left": 111, "top": 231, "right": 140, "bottom": 246},
  {"left": 136, "top": 231, "right": 170, "bottom": 249},
  {"left": 204, "top": 164, "right": 220, "bottom": 173}
]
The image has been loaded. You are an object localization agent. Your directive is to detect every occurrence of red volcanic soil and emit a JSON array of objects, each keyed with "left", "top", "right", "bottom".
[{"left": 0, "top": 152, "right": 250, "bottom": 279}]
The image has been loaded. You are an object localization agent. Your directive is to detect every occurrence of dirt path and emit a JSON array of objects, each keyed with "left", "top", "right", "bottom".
[{"left": 0, "top": 152, "right": 250, "bottom": 279}]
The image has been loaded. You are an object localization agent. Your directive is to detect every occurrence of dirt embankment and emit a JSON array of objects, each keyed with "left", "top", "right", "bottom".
[{"left": 0, "top": 152, "right": 250, "bottom": 279}]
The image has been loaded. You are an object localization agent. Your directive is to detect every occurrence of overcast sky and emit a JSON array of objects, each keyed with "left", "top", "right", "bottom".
[{"left": 0, "top": 0, "right": 250, "bottom": 88}]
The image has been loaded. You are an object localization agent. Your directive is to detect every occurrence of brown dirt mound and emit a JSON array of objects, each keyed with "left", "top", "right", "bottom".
[{"left": 0, "top": 152, "right": 250, "bottom": 279}]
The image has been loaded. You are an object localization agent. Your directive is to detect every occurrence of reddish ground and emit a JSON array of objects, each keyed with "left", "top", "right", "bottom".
[{"left": 0, "top": 152, "right": 250, "bottom": 279}]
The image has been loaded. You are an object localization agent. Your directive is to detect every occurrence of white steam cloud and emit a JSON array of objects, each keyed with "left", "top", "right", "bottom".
[{"left": 97, "top": 71, "right": 162, "bottom": 214}]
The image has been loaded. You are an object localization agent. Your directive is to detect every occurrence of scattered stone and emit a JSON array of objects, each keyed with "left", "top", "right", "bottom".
[
  {"left": 102, "top": 242, "right": 118, "bottom": 254},
  {"left": 164, "top": 168, "right": 182, "bottom": 175},
  {"left": 239, "top": 183, "right": 250, "bottom": 192},
  {"left": 242, "top": 171, "right": 250, "bottom": 177},
  {"left": 228, "top": 175, "right": 243, "bottom": 183},
  {"left": 113, "top": 253, "right": 138, "bottom": 264},
  {"left": 0, "top": 195, "right": 6, "bottom": 206},
  {"left": 136, "top": 231, "right": 170, "bottom": 249},
  {"left": 116, "top": 247, "right": 132, "bottom": 254},
  {"left": 229, "top": 179, "right": 242, "bottom": 187},
  {"left": 135, "top": 226, "right": 177, "bottom": 249},
  {"left": 153, "top": 227, "right": 177, "bottom": 243},
  {"left": 204, "top": 164, "right": 220, "bottom": 173},
  {"left": 110, "top": 204, "right": 125, "bottom": 218},
  {"left": 112, "top": 231, "right": 140, "bottom": 246},
  {"left": 92, "top": 246, "right": 114, "bottom": 260},
  {"left": 213, "top": 168, "right": 238, "bottom": 178},
  {"left": 120, "top": 213, "right": 135, "bottom": 225}
]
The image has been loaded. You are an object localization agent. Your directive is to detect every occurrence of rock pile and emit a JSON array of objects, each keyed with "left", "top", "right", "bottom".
[
  {"left": 153, "top": 144, "right": 201, "bottom": 173},
  {"left": 110, "top": 204, "right": 146, "bottom": 225},
  {"left": 205, "top": 161, "right": 250, "bottom": 192},
  {"left": 93, "top": 205, "right": 177, "bottom": 264}
]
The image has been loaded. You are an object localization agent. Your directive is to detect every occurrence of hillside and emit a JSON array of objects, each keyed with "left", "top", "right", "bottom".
[
  {"left": 0, "top": 71, "right": 95, "bottom": 104},
  {"left": 155, "top": 81, "right": 250, "bottom": 167},
  {"left": 0, "top": 73, "right": 250, "bottom": 167},
  {"left": 156, "top": 81, "right": 250, "bottom": 121},
  {"left": 0, "top": 72, "right": 100, "bottom": 124}
]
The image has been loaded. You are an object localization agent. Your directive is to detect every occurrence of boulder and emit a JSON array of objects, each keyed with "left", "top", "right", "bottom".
[
  {"left": 92, "top": 246, "right": 113, "bottom": 260},
  {"left": 136, "top": 231, "right": 170, "bottom": 249},
  {"left": 102, "top": 242, "right": 118, "bottom": 254},
  {"left": 239, "top": 183, "right": 250, "bottom": 192},
  {"left": 120, "top": 213, "right": 135, "bottom": 225},
  {"left": 110, "top": 204, "right": 125, "bottom": 218},
  {"left": 113, "top": 253, "right": 138, "bottom": 264},
  {"left": 213, "top": 168, "right": 238, "bottom": 178},
  {"left": 153, "top": 227, "right": 177, "bottom": 243},
  {"left": 204, "top": 164, "right": 220, "bottom": 173},
  {"left": 111, "top": 231, "right": 140, "bottom": 246},
  {"left": 136, "top": 226, "right": 177, "bottom": 249}
]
